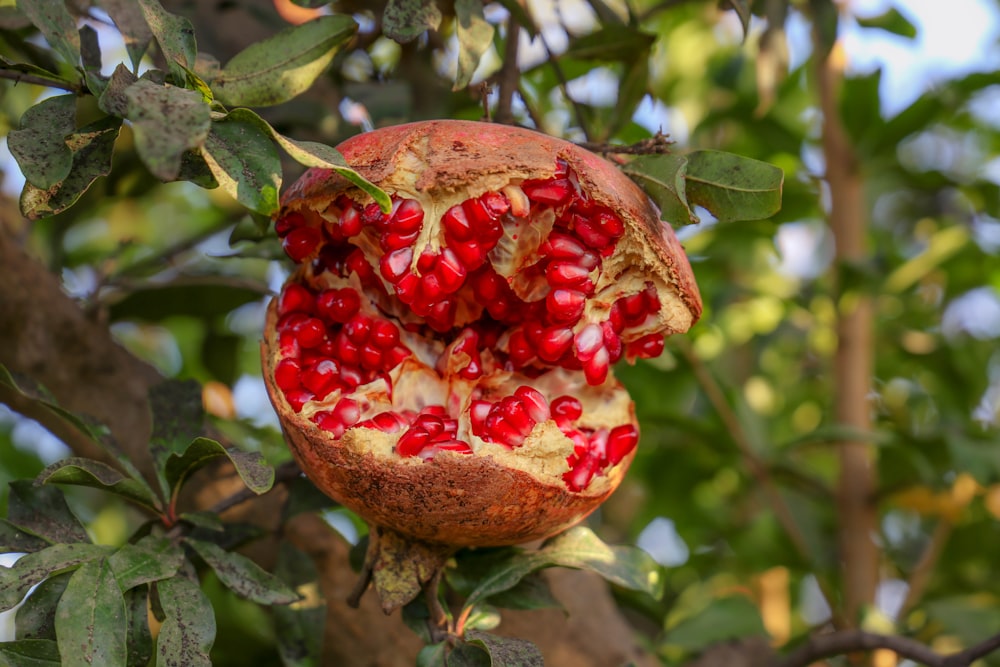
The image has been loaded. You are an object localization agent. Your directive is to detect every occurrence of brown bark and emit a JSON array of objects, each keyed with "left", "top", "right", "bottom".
[{"left": 816, "top": 43, "right": 879, "bottom": 625}]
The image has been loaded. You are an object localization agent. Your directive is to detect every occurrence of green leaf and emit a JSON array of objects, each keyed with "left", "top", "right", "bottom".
[
  {"left": 494, "top": 0, "right": 538, "bottom": 36},
  {"left": 539, "top": 527, "right": 664, "bottom": 597},
  {"left": 487, "top": 573, "right": 561, "bottom": 612},
  {"left": 464, "top": 631, "right": 544, "bottom": 667},
  {"left": 177, "top": 512, "right": 223, "bottom": 532},
  {"left": 107, "top": 280, "right": 266, "bottom": 322},
  {"left": 125, "top": 79, "right": 211, "bottom": 181},
  {"left": 79, "top": 24, "right": 106, "bottom": 95},
  {"left": 0, "top": 519, "right": 49, "bottom": 554},
  {"left": 609, "top": 55, "right": 649, "bottom": 138},
  {"left": 136, "top": 0, "right": 196, "bottom": 83},
  {"left": 184, "top": 538, "right": 299, "bottom": 605},
  {"left": 154, "top": 574, "right": 215, "bottom": 667},
  {"left": 6, "top": 480, "right": 90, "bottom": 545},
  {"left": 416, "top": 642, "right": 448, "bottom": 667},
  {"left": 16, "top": 0, "right": 80, "bottom": 66},
  {"left": 462, "top": 603, "right": 501, "bottom": 631},
  {"left": 200, "top": 115, "right": 282, "bottom": 215},
  {"left": 727, "top": 0, "right": 752, "bottom": 39},
  {"left": 163, "top": 437, "right": 275, "bottom": 499},
  {"left": 683, "top": 149, "right": 783, "bottom": 223},
  {"left": 211, "top": 15, "right": 356, "bottom": 107},
  {"left": 809, "top": 0, "right": 838, "bottom": 59},
  {"left": 36, "top": 458, "right": 161, "bottom": 513},
  {"left": 563, "top": 24, "right": 655, "bottom": 62},
  {"left": 7, "top": 94, "right": 75, "bottom": 189},
  {"left": 20, "top": 115, "right": 122, "bottom": 220},
  {"left": 453, "top": 0, "right": 494, "bottom": 90},
  {"left": 108, "top": 537, "right": 185, "bottom": 591},
  {"left": 0, "top": 544, "right": 110, "bottom": 613},
  {"left": 383, "top": 0, "right": 442, "bottom": 43},
  {"left": 15, "top": 572, "right": 71, "bottom": 641},
  {"left": 446, "top": 642, "right": 490, "bottom": 667},
  {"left": 123, "top": 586, "right": 153, "bottom": 667},
  {"left": 856, "top": 7, "right": 917, "bottom": 39},
  {"left": 98, "top": 63, "right": 139, "bottom": 117},
  {"left": 662, "top": 595, "right": 769, "bottom": 652},
  {"left": 272, "top": 543, "right": 324, "bottom": 667},
  {"left": 224, "top": 107, "right": 391, "bottom": 212},
  {"left": 55, "top": 558, "right": 127, "bottom": 667},
  {"left": 621, "top": 153, "right": 696, "bottom": 225},
  {"left": 0, "top": 639, "right": 62, "bottom": 667},
  {"left": 462, "top": 527, "right": 663, "bottom": 613},
  {"left": 95, "top": 0, "right": 153, "bottom": 70}
]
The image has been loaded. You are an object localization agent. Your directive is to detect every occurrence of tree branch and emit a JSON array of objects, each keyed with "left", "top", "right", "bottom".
[
  {"left": 815, "top": 32, "right": 879, "bottom": 625},
  {"left": 494, "top": 15, "right": 521, "bottom": 125},
  {"left": 538, "top": 31, "right": 592, "bottom": 141},
  {"left": 0, "top": 68, "right": 83, "bottom": 93},
  {"left": 776, "top": 628, "right": 1000, "bottom": 667},
  {"left": 577, "top": 133, "right": 674, "bottom": 155}
]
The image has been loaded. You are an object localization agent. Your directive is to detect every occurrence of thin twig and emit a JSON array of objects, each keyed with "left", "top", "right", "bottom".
[
  {"left": 516, "top": 84, "right": 546, "bottom": 129},
  {"left": 0, "top": 68, "right": 83, "bottom": 93},
  {"left": 424, "top": 569, "right": 451, "bottom": 643},
  {"left": 494, "top": 15, "right": 521, "bottom": 125},
  {"left": 776, "top": 628, "right": 1000, "bottom": 667},
  {"left": 577, "top": 132, "right": 674, "bottom": 155},
  {"left": 537, "top": 31, "right": 591, "bottom": 141},
  {"left": 899, "top": 518, "right": 952, "bottom": 618},
  {"left": 0, "top": 383, "right": 110, "bottom": 466},
  {"left": 206, "top": 460, "right": 302, "bottom": 516},
  {"left": 677, "top": 339, "right": 844, "bottom": 627}
]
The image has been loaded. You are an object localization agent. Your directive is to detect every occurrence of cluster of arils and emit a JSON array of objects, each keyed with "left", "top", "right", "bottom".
[{"left": 262, "top": 120, "right": 701, "bottom": 546}]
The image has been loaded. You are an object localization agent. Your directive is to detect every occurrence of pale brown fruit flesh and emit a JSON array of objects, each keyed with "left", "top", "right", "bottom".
[{"left": 262, "top": 120, "right": 701, "bottom": 547}]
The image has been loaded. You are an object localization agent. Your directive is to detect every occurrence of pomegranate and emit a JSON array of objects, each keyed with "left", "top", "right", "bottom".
[{"left": 262, "top": 120, "right": 701, "bottom": 548}]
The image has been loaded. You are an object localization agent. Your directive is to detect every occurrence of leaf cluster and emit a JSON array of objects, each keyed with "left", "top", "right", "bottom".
[{"left": 0, "top": 369, "right": 301, "bottom": 667}]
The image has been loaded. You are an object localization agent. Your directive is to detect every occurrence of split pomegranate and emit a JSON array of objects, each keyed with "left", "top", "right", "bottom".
[{"left": 262, "top": 120, "right": 701, "bottom": 547}]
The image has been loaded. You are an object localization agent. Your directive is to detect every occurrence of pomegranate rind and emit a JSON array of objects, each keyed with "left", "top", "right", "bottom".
[
  {"left": 265, "top": 120, "right": 700, "bottom": 547},
  {"left": 283, "top": 120, "right": 702, "bottom": 330},
  {"left": 262, "top": 303, "right": 634, "bottom": 546}
]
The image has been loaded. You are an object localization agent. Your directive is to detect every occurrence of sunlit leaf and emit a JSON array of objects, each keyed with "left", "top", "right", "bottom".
[
  {"left": 383, "top": 0, "right": 442, "bottom": 43},
  {"left": 683, "top": 150, "right": 783, "bottom": 222},
  {"left": 621, "top": 153, "right": 696, "bottom": 225},
  {"left": 201, "top": 115, "right": 281, "bottom": 215},
  {"left": 223, "top": 108, "right": 391, "bottom": 212},
  {"left": 211, "top": 15, "right": 356, "bottom": 107},
  {"left": 453, "top": 0, "right": 494, "bottom": 90},
  {"left": 55, "top": 558, "right": 127, "bottom": 667}
]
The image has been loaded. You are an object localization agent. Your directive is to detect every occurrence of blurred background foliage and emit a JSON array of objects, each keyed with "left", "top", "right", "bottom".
[{"left": 2, "top": 0, "right": 1000, "bottom": 664}]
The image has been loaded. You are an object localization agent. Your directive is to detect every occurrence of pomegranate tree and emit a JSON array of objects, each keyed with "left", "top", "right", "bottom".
[{"left": 262, "top": 120, "right": 701, "bottom": 549}]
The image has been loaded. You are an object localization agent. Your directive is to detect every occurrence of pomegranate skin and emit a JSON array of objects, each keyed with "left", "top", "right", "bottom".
[{"left": 263, "top": 120, "right": 701, "bottom": 547}]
